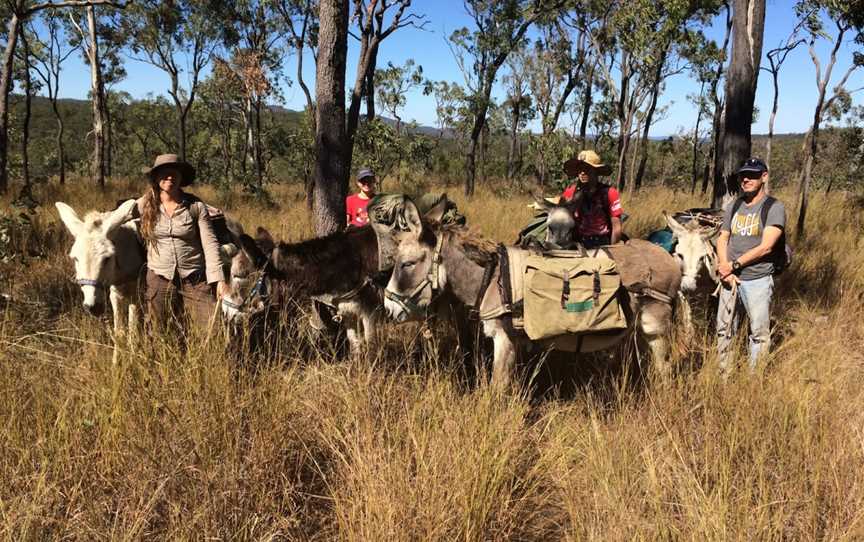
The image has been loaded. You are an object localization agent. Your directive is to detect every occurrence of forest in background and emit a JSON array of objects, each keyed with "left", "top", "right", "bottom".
[
  {"left": 0, "top": 0, "right": 862, "bottom": 236},
  {"left": 4, "top": 94, "right": 863, "bottom": 202}
]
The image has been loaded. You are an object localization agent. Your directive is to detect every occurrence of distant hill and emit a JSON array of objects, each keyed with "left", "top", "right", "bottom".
[{"left": 12, "top": 94, "right": 444, "bottom": 139}]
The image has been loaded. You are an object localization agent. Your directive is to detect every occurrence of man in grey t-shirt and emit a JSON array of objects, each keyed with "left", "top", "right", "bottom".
[{"left": 715, "top": 157, "right": 786, "bottom": 374}]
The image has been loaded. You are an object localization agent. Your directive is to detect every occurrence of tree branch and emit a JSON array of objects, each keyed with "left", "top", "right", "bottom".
[{"left": 26, "top": 0, "right": 124, "bottom": 15}]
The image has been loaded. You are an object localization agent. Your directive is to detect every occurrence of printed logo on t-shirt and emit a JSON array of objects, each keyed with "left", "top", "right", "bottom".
[
  {"left": 731, "top": 213, "right": 761, "bottom": 237},
  {"left": 354, "top": 207, "right": 368, "bottom": 225}
]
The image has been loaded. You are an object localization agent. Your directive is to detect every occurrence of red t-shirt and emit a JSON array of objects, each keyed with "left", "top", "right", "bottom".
[
  {"left": 561, "top": 184, "right": 623, "bottom": 237},
  {"left": 346, "top": 194, "right": 371, "bottom": 227}
]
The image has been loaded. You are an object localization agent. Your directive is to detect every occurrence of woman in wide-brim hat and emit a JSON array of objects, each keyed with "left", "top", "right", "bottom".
[
  {"left": 559, "top": 149, "right": 625, "bottom": 248},
  {"left": 132, "top": 153, "right": 225, "bottom": 335}
]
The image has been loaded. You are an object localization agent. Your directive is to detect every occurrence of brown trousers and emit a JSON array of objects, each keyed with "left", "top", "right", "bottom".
[{"left": 146, "top": 269, "right": 217, "bottom": 335}]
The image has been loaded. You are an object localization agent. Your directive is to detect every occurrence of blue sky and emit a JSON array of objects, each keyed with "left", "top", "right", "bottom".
[{"left": 46, "top": 0, "right": 863, "bottom": 137}]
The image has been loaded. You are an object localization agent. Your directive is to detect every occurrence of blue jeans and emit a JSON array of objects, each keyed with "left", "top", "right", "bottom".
[{"left": 716, "top": 274, "right": 774, "bottom": 372}]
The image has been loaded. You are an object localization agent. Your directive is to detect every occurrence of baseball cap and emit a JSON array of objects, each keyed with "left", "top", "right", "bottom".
[
  {"left": 738, "top": 157, "right": 768, "bottom": 176},
  {"left": 356, "top": 167, "right": 376, "bottom": 182}
]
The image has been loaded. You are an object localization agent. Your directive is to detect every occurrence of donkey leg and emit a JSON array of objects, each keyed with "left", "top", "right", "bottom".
[
  {"left": 109, "top": 286, "right": 129, "bottom": 364},
  {"left": 360, "top": 305, "right": 377, "bottom": 349},
  {"left": 342, "top": 313, "right": 364, "bottom": 357},
  {"left": 677, "top": 292, "right": 694, "bottom": 343},
  {"left": 640, "top": 302, "right": 674, "bottom": 380},
  {"left": 487, "top": 321, "right": 517, "bottom": 392},
  {"left": 128, "top": 302, "right": 140, "bottom": 353}
]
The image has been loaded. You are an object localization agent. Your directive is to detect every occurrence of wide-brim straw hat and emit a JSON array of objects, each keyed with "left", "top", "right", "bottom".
[
  {"left": 563, "top": 149, "right": 612, "bottom": 177},
  {"left": 144, "top": 154, "right": 196, "bottom": 186}
]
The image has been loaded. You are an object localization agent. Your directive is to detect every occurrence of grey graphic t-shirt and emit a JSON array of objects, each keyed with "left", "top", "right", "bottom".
[{"left": 721, "top": 196, "right": 786, "bottom": 280}]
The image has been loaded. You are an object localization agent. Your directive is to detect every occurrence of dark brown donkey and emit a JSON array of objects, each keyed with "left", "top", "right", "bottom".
[{"left": 222, "top": 226, "right": 384, "bottom": 355}]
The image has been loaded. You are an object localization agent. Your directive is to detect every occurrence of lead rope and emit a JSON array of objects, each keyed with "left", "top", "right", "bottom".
[{"left": 712, "top": 278, "right": 738, "bottom": 298}]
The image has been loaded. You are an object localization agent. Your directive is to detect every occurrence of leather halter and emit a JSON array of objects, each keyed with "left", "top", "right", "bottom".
[
  {"left": 77, "top": 278, "right": 104, "bottom": 288},
  {"left": 222, "top": 259, "right": 271, "bottom": 314},
  {"left": 383, "top": 232, "right": 445, "bottom": 318}
]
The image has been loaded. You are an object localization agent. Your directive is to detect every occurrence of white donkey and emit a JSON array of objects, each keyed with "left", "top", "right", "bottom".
[
  {"left": 663, "top": 211, "right": 721, "bottom": 293},
  {"left": 56, "top": 199, "right": 144, "bottom": 361}
]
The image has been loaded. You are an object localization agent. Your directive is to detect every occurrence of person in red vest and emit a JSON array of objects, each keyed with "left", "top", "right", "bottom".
[
  {"left": 560, "top": 150, "right": 624, "bottom": 248},
  {"left": 345, "top": 167, "right": 377, "bottom": 228}
]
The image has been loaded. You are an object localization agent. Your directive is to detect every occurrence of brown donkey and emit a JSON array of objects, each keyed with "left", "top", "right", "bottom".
[{"left": 384, "top": 199, "right": 684, "bottom": 390}]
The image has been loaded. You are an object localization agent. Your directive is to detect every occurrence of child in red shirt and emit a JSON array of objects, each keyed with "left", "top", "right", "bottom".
[
  {"left": 560, "top": 150, "right": 624, "bottom": 247},
  {"left": 346, "top": 168, "right": 377, "bottom": 227}
]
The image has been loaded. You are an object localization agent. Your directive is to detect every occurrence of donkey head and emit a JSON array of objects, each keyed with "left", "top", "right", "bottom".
[
  {"left": 221, "top": 227, "right": 274, "bottom": 324},
  {"left": 384, "top": 197, "right": 449, "bottom": 322},
  {"left": 664, "top": 212, "right": 720, "bottom": 292},
  {"left": 56, "top": 199, "right": 136, "bottom": 316},
  {"left": 534, "top": 195, "right": 581, "bottom": 249}
]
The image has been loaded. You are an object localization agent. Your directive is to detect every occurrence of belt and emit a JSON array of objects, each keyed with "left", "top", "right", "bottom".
[
  {"left": 180, "top": 270, "right": 205, "bottom": 284},
  {"left": 149, "top": 268, "right": 205, "bottom": 285}
]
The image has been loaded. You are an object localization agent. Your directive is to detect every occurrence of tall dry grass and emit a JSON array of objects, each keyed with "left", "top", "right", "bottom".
[{"left": 1, "top": 179, "right": 863, "bottom": 540}]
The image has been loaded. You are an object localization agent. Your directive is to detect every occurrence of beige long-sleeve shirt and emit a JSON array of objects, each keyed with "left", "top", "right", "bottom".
[{"left": 131, "top": 194, "right": 224, "bottom": 284}]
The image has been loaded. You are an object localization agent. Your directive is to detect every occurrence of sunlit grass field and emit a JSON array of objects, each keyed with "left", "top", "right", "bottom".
[{"left": 1, "top": 178, "right": 863, "bottom": 539}]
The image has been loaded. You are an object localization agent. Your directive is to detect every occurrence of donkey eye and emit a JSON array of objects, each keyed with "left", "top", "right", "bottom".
[{"left": 401, "top": 261, "right": 416, "bottom": 269}]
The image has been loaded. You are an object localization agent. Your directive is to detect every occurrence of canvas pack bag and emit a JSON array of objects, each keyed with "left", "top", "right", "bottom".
[{"left": 521, "top": 251, "right": 626, "bottom": 341}]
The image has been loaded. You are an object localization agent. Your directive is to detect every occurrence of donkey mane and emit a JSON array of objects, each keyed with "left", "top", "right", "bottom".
[
  {"left": 271, "top": 225, "right": 378, "bottom": 295},
  {"left": 433, "top": 223, "right": 496, "bottom": 266}
]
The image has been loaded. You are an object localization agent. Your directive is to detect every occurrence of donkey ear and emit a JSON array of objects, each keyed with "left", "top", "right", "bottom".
[
  {"left": 663, "top": 212, "right": 687, "bottom": 237},
  {"left": 225, "top": 218, "right": 244, "bottom": 244},
  {"left": 256, "top": 226, "right": 273, "bottom": 241},
  {"left": 239, "top": 233, "right": 267, "bottom": 268},
  {"left": 700, "top": 224, "right": 721, "bottom": 240},
  {"left": 255, "top": 227, "right": 275, "bottom": 253},
  {"left": 105, "top": 199, "right": 136, "bottom": 234},
  {"left": 423, "top": 195, "right": 449, "bottom": 225},
  {"left": 403, "top": 199, "right": 423, "bottom": 237},
  {"left": 221, "top": 243, "right": 239, "bottom": 259},
  {"left": 55, "top": 202, "right": 84, "bottom": 237}
]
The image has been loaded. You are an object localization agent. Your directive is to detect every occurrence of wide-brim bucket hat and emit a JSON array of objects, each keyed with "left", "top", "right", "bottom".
[
  {"left": 144, "top": 154, "right": 196, "bottom": 186},
  {"left": 563, "top": 149, "right": 612, "bottom": 177}
]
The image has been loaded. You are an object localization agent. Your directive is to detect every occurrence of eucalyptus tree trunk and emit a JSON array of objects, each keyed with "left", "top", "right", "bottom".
[
  {"left": 711, "top": 0, "right": 765, "bottom": 208},
  {"left": 704, "top": 2, "right": 732, "bottom": 196},
  {"left": 254, "top": 97, "right": 264, "bottom": 188},
  {"left": 365, "top": 64, "right": 376, "bottom": 120},
  {"left": 313, "top": 0, "right": 349, "bottom": 235},
  {"left": 171, "top": 74, "right": 188, "bottom": 161},
  {"left": 578, "top": 66, "right": 594, "bottom": 149},
  {"left": 465, "top": 117, "right": 482, "bottom": 196},
  {"left": 20, "top": 27, "right": 32, "bottom": 196},
  {"left": 103, "top": 97, "right": 112, "bottom": 177},
  {"left": 86, "top": 6, "right": 106, "bottom": 188},
  {"left": 613, "top": 55, "right": 636, "bottom": 191},
  {"left": 690, "top": 81, "right": 706, "bottom": 194},
  {"left": 506, "top": 98, "right": 522, "bottom": 180},
  {"left": 796, "top": 22, "right": 855, "bottom": 240},
  {"left": 634, "top": 56, "right": 666, "bottom": 191},
  {"left": 0, "top": 10, "right": 21, "bottom": 194},
  {"left": 765, "top": 72, "right": 780, "bottom": 185},
  {"left": 51, "top": 96, "right": 66, "bottom": 185}
]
